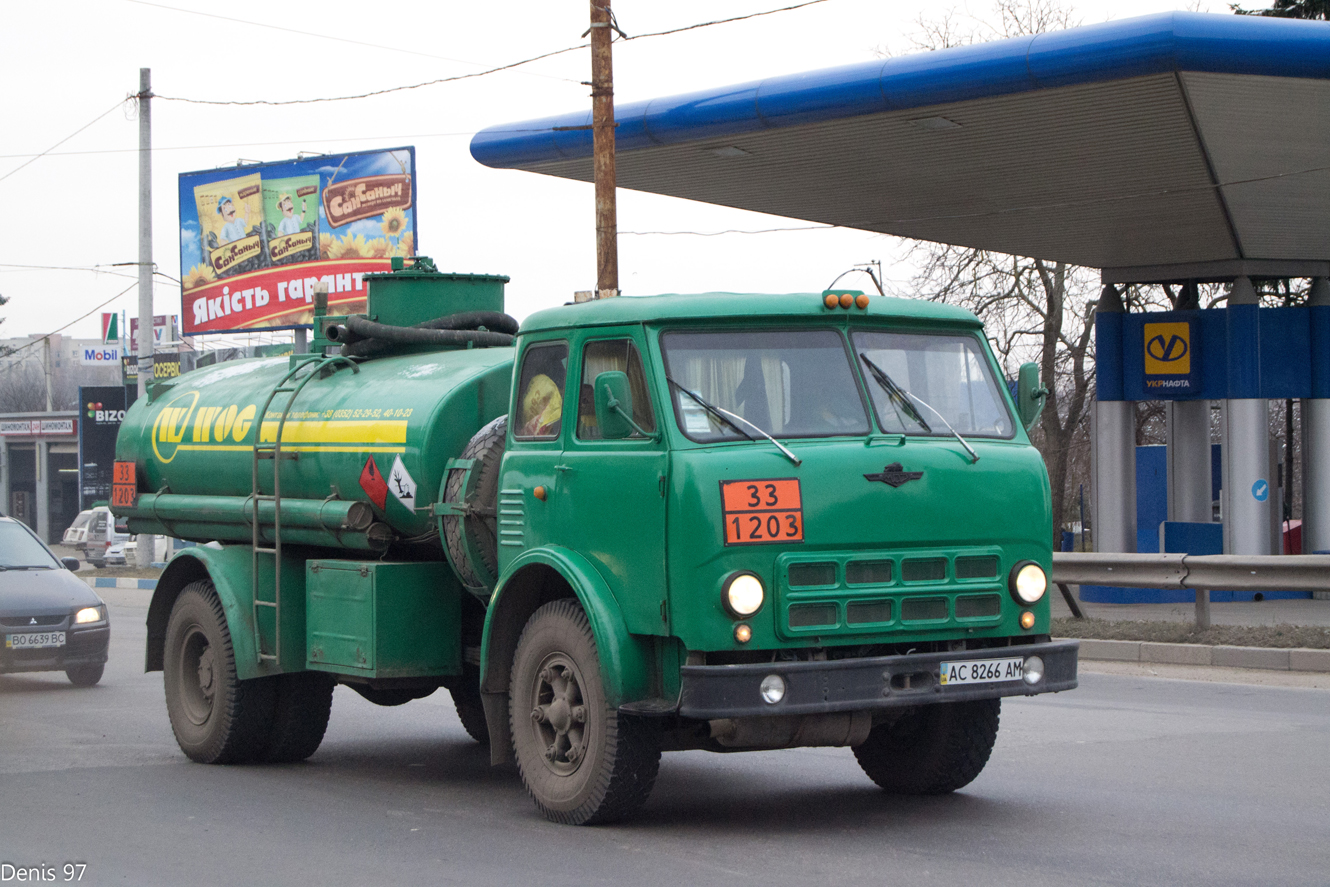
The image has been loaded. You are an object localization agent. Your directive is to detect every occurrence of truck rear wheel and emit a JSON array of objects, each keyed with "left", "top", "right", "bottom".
[
  {"left": 261, "top": 671, "right": 336, "bottom": 763},
  {"left": 510, "top": 600, "right": 660, "bottom": 825},
  {"left": 853, "top": 698, "right": 1000, "bottom": 795},
  {"left": 163, "top": 580, "right": 276, "bottom": 764},
  {"left": 448, "top": 666, "right": 489, "bottom": 744}
]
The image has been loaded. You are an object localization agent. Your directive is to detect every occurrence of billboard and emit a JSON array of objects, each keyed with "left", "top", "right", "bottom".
[{"left": 178, "top": 147, "right": 416, "bottom": 336}]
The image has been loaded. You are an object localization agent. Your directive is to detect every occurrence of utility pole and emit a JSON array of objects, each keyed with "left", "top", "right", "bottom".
[
  {"left": 137, "top": 68, "right": 153, "bottom": 399},
  {"left": 136, "top": 68, "right": 156, "bottom": 568},
  {"left": 589, "top": 0, "right": 619, "bottom": 299},
  {"left": 42, "top": 336, "right": 52, "bottom": 412}
]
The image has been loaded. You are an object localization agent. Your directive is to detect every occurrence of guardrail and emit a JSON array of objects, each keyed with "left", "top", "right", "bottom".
[{"left": 1050, "top": 552, "right": 1330, "bottom": 628}]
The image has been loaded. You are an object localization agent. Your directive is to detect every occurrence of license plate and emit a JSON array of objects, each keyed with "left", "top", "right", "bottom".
[
  {"left": 5, "top": 632, "right": 66, "bottom": 650},
  {"left": 940, "top": 657, "right": 1023, "bottom": 686}
]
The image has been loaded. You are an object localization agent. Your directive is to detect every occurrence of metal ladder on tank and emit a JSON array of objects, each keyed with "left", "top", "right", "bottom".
[{"left": 250, "top": 355, "right": 358, "bottom": 665}]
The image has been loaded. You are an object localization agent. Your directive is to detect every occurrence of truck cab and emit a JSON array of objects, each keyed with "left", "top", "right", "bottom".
[{"left": 472, "top": 291, "right": 1076, "bottom": 823}]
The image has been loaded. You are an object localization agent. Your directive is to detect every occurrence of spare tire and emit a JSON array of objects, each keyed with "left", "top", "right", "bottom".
[{"left": 443, "top": 414, "right": 507, "bottom": 591}]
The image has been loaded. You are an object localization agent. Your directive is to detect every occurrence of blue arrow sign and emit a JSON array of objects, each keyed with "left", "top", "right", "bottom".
[{"left": 1252, "top": 479, "right": 1269, "bottom": 502}]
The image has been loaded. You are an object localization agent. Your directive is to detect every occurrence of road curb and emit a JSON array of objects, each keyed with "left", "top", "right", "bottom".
[
  {"left": 1069, "top": 637, "right": 1330, "bottom": 673},
  {"left": 84, "top": 577, "right": 157, "bottom": 590}
]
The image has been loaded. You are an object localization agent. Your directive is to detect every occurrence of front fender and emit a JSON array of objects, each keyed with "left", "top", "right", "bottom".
[
  {"left": 478, "top": 546, "right": 655, "bottom": 766},
  {"left": 484, "top": 546, "right": 653, "bottom": 706}
]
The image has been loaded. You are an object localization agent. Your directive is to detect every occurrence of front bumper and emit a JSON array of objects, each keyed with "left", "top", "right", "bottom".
[
  {"left": 673, "top": 639, "right": 1078, "bottom": 719},
  {"left": 0, "top": 625, "right": 110, "bottom": 675}
]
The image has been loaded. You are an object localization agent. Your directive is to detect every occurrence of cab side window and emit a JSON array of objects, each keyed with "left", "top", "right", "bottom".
[
  {"left": 577, "top": 339, "right": 657, "bottom": 440},
  {"left": 514, "top": 341, "right": 569, "bottom": 439}
]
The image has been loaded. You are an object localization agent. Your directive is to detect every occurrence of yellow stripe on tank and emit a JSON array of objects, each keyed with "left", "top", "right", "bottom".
[
  {"left": 176, "top": 444, "right": 406, "bottom": 453},
  {"left": 258, "top": 419, "right": 409, "bottom": 445}
]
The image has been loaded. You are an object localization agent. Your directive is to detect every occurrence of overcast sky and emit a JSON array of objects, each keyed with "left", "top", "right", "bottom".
[{"left": 0, "top": 0, "right": 1219, "bottom": 342}]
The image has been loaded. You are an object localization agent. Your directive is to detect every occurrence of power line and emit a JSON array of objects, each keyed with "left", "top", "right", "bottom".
[
  {"left": 121, "top": 0, "right": 582, "bottom": 85},
  {"left": 621, "top": 224, "right": 837, "bottom": 236},
  {"left": 627, "top": 0, "right": 830, "bottom": 40},
  {"left": 0, "top": 130, "right": 476, "bottom": 161},
  {"left": 0, "top": 101, "right": 126, "bottom": 184},
  {"left": 3, "top": 282, "right": 139, "bottom": 360},
  {"left": 154, "top": 0, "right": 833, "bottom": 107},
  {"left": 0, "top": 263, "right": 178, "bottom": 279},
  {"left": 156, "top": 44, "right": 588, "bottom": 107}
]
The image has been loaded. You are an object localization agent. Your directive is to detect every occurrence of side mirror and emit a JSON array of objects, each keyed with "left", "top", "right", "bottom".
[
  {"left": 1016, "top": 362, "right": 1048, "bottom": 431},
  {"left": 61, "top": 557, "right": 80, "bottom": 572},
  {"left": 594, "top": 371, "right": 635, "bottom": 440}
]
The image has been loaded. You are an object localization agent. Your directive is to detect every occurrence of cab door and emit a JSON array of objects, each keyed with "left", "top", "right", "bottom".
[
  {"left": 496, "top": 338, "right": 570, "bottom": 574},
  {"left": 550, "top": 334, "right": 669, "bottom": 636}
]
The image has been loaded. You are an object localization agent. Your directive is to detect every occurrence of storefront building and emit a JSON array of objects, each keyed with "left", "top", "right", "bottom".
[{"left": 0, "top": 412, "right": 81, "bottom": 543}]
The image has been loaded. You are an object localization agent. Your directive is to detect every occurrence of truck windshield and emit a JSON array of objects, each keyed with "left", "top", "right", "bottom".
[
  {"left": 851, "top": 331, "right": 1014, "bottom": 439},
  {"left": 660, "top": 329, "right": 870, "bottom": 441}
]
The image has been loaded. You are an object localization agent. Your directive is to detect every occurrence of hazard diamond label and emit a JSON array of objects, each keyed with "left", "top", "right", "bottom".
[
  {"left": 359, "top": 456, "right": 388, "bottom": 510},
  {"left": 388, "top": 454, "right": 417, "bottom": 513}
]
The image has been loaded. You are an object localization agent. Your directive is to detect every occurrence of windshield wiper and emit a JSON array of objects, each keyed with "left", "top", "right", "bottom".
[
  {"left": 0, "top": 565, "right": 51, "bottom": 571},
  {"left": 666, "top": 377, "right": 802, "bottom": 467},
  {"left": 859, "top": 354, "right": 930, "bottom": 432},
  {"left": 859, "top": 353, "right": 979, "bottom": 464}
]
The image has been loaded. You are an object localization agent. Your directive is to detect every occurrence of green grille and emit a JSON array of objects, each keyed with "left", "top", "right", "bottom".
[
  {"left": 955, "top": 594, "right": 1001, "bottom": 618},
  {"left": 788, "top": 602, "right": 838, "bottom": 628},
  {"left": 955, "top": 555, "right": 999, "bottom": 580},
  {"left": 788, "top": 563, "right": 837, "bottom": 588},
  {"left": 902, "top": 558, "right": 947, "bottom": 582},
  {"left": 846, "top": 599, "right": 893, "bottom": 625},
  {"left": 901, "top": 597, "right": 948, "bottom": 621},
  {"left": 846, "top": 560, "right": 893, "bottom": 585}
]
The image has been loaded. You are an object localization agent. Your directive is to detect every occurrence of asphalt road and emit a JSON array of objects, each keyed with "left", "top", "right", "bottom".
[{"left": 2, "top": 592, "right": 1327, "bottom": 887}]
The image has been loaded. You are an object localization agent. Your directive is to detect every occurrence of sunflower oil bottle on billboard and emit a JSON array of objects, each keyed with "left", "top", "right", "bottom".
[{"left": 178, "top": 147, "right": 417, "bottom": 336}]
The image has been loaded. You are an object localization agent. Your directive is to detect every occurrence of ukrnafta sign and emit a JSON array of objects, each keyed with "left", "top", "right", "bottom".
[{"left": 177, "top": 147, "right": 417, "bottom": 336}]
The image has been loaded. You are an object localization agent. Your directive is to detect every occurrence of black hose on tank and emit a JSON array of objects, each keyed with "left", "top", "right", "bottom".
[
  {"left": 417, "top": 311, "right": 519, "bottom": 335},
  {"left": 338, "top": 312, "right": 517, "bottom": 358}
]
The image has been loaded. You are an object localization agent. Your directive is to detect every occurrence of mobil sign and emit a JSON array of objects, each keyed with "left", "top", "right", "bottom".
[{"left": 80, "top": 345, "right": 120, "bottom": 365}]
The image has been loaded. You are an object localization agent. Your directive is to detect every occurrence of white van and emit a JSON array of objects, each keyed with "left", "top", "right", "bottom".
[
  {"left": 79, "top": 506, "right": 132, "bottom": 568},
  {"left": 62, "top": 509, "right": 94, "bottom": 546}
]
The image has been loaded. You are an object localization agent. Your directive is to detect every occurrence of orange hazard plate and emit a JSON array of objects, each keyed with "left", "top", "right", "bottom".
[
  {"left": 720, "top": 479, "right": 803, "bottom": 545},
  {"left": 111, "top": 461, "right": 138, "bottom": 509}
]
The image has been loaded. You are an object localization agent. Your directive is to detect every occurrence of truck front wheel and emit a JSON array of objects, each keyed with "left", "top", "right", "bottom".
[
  {"left": 509, "top": 600, "right": 660, "bottom": 824},
  {"left": 163, "top": 580, "right": 276, "bottom": 764},
  {"left": 853, "top": 698, "right": 1000, "bottom": 795}
]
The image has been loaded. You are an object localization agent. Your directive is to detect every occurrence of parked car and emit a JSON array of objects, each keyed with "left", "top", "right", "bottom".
[
  {"left": 105, "top": 539, "right": 131, "bottom": 567},
  {"left": 79, "top": 507, "right": 132, "bottom": 568},
  {"left": 0, "top": 516, "right": 110, "bottom": 686},
  {"left": 62, "top": 509, "right": 94, "bottom": 546}
]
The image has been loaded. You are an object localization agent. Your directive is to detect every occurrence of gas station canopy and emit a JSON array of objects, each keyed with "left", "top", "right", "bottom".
[{"left": 472, "top": 12, "right": 1330, "bottom": 280}]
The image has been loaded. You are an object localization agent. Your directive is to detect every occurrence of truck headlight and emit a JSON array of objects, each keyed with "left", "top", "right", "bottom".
[
  {"left": 723, "top": 572, "right": 765, "bottom": 618},
  {"left": 1009, "top": 561, "right": 1047, "bottom": 605}
]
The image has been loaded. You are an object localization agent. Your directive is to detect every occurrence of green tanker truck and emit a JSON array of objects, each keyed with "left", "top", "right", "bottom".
[{"left": 113, "top": 258, "right": 1078, "bottom": 824}]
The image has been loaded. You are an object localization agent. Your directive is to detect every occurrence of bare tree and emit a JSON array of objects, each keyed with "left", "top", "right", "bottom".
[
  {"left": 0, "top": 360, "right": 52, "bottom": 413},
  {"left": 0, "top": 294, "right": 11, "bottom": 358}
]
